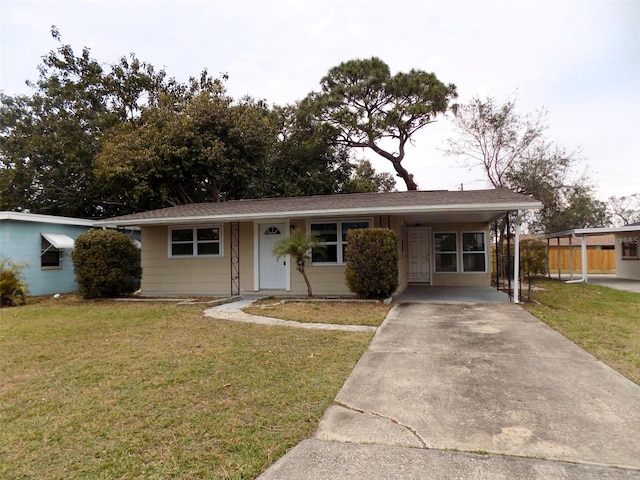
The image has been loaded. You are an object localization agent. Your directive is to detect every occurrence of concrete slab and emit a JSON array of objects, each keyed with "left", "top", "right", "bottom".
[
  {"left": 258, "top": 302, "right": 640, "bottom": 479},
  {"left": 393, "top": 285, "right": 510, "bottom": 303},
  {"left": 261, "top": 439, "right": 639, "bottom": 480},
  {"left": 581, "top": 275, "right": 640, "bottom": 293}
]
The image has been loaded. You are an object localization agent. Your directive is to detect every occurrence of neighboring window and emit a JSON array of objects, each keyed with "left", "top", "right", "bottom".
[
  {"left": 264, "top": 227, "right": 281, "bottom": 235},
  {"left": 434, "top": 232, "right": 457, "bottom": 272},
  {"left": 622, "top": 238, "right": 639, "bottom": 259},
  {"left": 169, "top": 226, "right": 222, "bottom": 257},
  {"left": 462, "top": 232, "right": 486, "bottom": 272},
  {"left": 310, "top": 220, "right": 370, "bottom": 264},
  {"left": 41, "top": 237, "right": 61, "bottom": 268}
]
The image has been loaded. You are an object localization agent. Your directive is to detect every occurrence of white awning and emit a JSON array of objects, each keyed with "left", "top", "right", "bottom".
[{"left": 41, "top": 233, "right": 75, "bottom": 249}]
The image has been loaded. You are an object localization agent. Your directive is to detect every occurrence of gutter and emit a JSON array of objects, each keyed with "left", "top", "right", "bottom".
[{"left": 95, "top": 201, "right": 543, "bottom": 228}]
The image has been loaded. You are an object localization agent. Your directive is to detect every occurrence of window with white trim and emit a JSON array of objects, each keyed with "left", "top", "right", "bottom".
[
  {"left": 169, "top": 226, "right": 222, "bottom": 257},
  {"left": 434, "top": 232, "right": 457, "bottom": 272},
  {"left": 462, "top": 232, "right": 486, "bottom": 272},
  {"left": 309, "top": 220, "right": 370, "bottom": 264}
]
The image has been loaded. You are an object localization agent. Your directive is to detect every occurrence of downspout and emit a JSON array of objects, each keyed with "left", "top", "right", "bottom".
[
  {"left": 506, "top": 214, "right": 512, "bottom": 301},
  {"left": 565, "top": 234, "right": 588, "bottom": 284},
  {"left": 494, "top": 221, "right": 499, "bottom": 291},
  {"left": 568, "top": 235, "right": 573, "bottom": 280},
  {"left": 513, "top": 210, "right": 521, "bottom": 304}
]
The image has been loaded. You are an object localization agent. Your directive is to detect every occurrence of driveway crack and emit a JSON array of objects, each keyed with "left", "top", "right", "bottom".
[{"left": 334, "top": 401, "right": 428, "bottom": 449}]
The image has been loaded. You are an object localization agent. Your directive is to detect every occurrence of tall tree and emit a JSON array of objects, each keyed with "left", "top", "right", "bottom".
[
  {"left": 608, "top": 194, "right": 640, "bottom": 226},
  {"left": 445, "top": 96, "right": 545, "bottom": 188},
  {"left": 446, "top": 96, "right": 609, "bottom": 233},
  {"left": 0, "top": 27, "right": 165, "bottom": 217},
  {"left": 96, "top": 76, "right": 276, "bottom": 208},
  {"left": 301, "top": 57, "right": 457, "bottom": 190}
]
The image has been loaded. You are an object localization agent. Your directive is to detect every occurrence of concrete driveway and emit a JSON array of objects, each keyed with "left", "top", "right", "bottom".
[{"left": 259, "top": 302, "right": 640, "bottom": 479}]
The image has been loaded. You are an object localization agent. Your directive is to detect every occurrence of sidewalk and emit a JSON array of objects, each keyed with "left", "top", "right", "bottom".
[
  {"left": 203, "top": 297, "right": 377, "bottom": 333},
  {"left": 258, "top": 302, "right": 640, "bottom": 479}
]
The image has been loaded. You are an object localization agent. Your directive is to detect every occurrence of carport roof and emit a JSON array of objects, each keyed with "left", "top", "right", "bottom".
[{"left": 95, "top": 188, "right": 542, "bottom": 227}]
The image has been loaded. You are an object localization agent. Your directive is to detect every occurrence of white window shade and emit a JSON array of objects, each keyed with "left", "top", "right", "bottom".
[{"left": 41, "top": 233, "right": 75, "bottom": 249}]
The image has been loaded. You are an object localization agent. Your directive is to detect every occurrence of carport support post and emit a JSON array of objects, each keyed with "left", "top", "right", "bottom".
[
  {"left": 513, "top": 210, "right": 521, "bottom": 304},
  {"left": 581, "top": 235, "right": 588, "bottom": 284}
]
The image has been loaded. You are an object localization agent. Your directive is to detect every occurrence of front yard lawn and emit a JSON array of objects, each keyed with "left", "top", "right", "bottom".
[
  {"left": 243, "top": 298, "right": 391, "bottom": 327},
  {"left": 0, "top": 297, "right": 373, "bottom": 479},
  {"left": 525, "top": 279, "right": 640, "bottom": 385}
]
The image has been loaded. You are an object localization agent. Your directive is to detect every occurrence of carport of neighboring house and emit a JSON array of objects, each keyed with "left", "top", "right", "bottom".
[
  {"left": 543, "top": 223, "right": 640, "bottom": 283},
  {"left": 95, "top": 189, "right": 542, "bottom": 303}
]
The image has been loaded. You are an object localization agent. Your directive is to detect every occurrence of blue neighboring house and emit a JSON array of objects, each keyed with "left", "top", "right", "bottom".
[{"left": 0, "top": 211, "right": 96, "bottom": 296}]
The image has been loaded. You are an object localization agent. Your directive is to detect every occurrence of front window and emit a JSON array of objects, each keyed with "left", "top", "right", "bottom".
[
  {"left": 41, "top": 237, "right": 61, "bottom": 268},
  {"left": 462, "top": 232, "right": 486, "bottom": 272},
  {"left": 169, "top": 226, "right": 222, "bottom": 257},
  {"left": 310, "top": 220, "right": 370, "bottom": 264},
  {"left": 621, "top": 238, "right": 639, "bottom": 259},
  {"left": 434, "top": 233, "right": 457, "bottom": 272}
]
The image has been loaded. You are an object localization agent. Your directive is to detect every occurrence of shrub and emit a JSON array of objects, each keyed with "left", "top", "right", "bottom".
[
  {"left": 72, "top": 229, "right": 141, "bottom": 299},
  {"left": 0, "top": 258, "right": 29, "bottom": 306},
  {"left": 520, "top": 238, "right": 548, "bottom": 300},
  {"left": 345, "top": 228, "right": 398, "bottom": 299}
]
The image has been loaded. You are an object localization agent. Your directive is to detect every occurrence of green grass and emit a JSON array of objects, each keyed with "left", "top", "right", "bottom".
[
  {"left": 0, "top": 297, "right": 373, "bottom": 479},
  {"left": 525, "top": 279, "right": 640, "bottom": 385},
  {"left": 243, "top": 299, "right": 391, "bottom": 327}
]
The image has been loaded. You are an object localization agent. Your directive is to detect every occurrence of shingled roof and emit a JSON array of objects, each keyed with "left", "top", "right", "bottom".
[{"left": 97, "top": 189, "right": 542, "bottom": 226}]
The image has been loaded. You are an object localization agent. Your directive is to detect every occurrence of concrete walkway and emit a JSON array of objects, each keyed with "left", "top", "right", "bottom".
[
  {"left": 203, "top": 297, "right": 377, "bottom": 333},
  {"left": 258, "top": 302, "right": 640, "bottom": 479}
]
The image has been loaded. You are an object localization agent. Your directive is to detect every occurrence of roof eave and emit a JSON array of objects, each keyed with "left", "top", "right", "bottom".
[
  {"left": 543, "top": 224, "right": 640, "bottom": 239},
  {"left": 95, "top": 201, "right": 543, "bottom": 227}
]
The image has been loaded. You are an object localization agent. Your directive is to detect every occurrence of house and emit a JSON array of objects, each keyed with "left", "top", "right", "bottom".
[
  {"left": 96, "top": 189, "right": 542, "bottom": 302},
  {"left": 0, "top": 212, "right": 95, "bottom": 296},
  {"left": 527, "top": 234, "right": 616, "bottom": 274},
  {"left": 543, "top": 223, "right": 640, "bottom": 281}
]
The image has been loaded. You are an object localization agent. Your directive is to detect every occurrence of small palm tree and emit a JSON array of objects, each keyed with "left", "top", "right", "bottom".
[{"left": 273, "top": 231, "right": 324, "bottom": 298}]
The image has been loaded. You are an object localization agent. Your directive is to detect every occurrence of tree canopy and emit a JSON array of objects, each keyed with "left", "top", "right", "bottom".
[
  {"left": 1, "top": 30, "right": 393, "bottom": 218},
  {"left": 446, "top": 96, "right": 610, "bottom": 233},
  {"left": 301, "top": 57, "right": 457, "bottom": 190}
]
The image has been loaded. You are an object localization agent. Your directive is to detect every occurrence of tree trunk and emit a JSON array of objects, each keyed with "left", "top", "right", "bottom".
[
  {"left": 299, "top": 262, "right": 313, "bottom": 297},
  {"left": 369, "top": 143, "right": 418, "bottom": 190}
]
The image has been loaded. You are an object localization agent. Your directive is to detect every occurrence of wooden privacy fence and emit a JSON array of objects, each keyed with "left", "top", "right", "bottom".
[
  {"left": 547, "top": 247, "right": 615, "bottom": 273},
  {"left": 489, "top": 246, "right": 615, "bottom": 277}
]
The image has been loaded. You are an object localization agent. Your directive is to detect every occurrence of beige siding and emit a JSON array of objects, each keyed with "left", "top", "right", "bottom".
[
  {"left": 139, "top": 218, "right": 492, "bottom": 296},
  {"left": 140, "top": 223, "right": 255, "bottom": 296},
  {"left": 427, "top": 222, "right": 491, "bottom": 287},
  {"left": 615, "top": 232, "right": 640, "bottom": 280}
]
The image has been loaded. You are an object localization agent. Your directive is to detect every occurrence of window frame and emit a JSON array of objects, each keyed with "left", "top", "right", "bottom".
[
  {"left": 41, "top": 236, "right": 62, "bottom": 269},
  {"left": 621, "top": 237, "right": 639, "bottom": 260},
  {"left": 308, "top": 219, "right": 372, "bottom": 265},
  {"left": 433, "top": 231, "right": 458, "bottom": 273},
  {"left": 168, "top": 225, "right": 224, "bottom": 258},
  {"left": 461, "top": 231, "right": 488, "bottom": 273}
]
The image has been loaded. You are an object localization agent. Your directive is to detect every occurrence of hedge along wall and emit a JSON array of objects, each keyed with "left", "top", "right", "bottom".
[{"left": 345, "top": 228, "right": 399, "bottom": 299}]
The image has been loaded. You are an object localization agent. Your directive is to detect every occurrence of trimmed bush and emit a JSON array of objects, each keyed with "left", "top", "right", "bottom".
[
  {"left": 345, "top": 228, "right": 399, "bottom": 299},
  {"left": 1, "top": 258, "right": 29, "bottom": 306},
  {"left": 72, "top": 229, "right": 141, "bottom": 299}
]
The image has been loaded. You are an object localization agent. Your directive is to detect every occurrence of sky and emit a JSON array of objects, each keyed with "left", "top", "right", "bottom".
[{"left": 1, "top": 0, "right": 639, "bottom": 200}]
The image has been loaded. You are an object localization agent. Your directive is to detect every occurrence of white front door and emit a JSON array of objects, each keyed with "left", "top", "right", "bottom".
[
  {"left": 259, "top": 223, "right": 287, "bottom": 289},
  {"left": 408, "top": 227, "right": 431, "bottom": 283}
]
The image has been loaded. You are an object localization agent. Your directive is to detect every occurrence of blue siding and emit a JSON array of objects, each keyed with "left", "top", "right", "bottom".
[{"left": 0, "top": 220, "right": 93, "bottom": 296}]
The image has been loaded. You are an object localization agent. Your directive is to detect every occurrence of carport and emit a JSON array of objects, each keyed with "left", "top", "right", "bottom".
[
  {"left": 393, "top": 284, "right": 510, "bottom": 303},
  {"left": 543, "top": 224, "right": 640, "bottom": 283}
]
